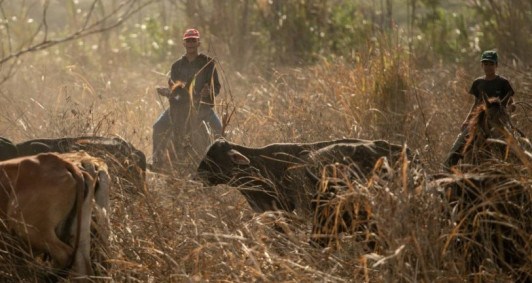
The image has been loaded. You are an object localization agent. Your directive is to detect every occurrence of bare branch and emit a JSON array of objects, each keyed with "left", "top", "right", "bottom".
[
  {"left": 83, "top": 0, "right": 99, "bottom": 30},
  {"left": 0, "top": 0, "right": 156, "bottom": 66},
  {"left": 0, "top": 3, "right": 13, "bottom": 54},
  {"left": 21, "top": 0, "right": 49, "bottom": 49},
  {"left": 42, "top": 0, "right": 49, "bottom": 41},
  {"left": 0, "top": 58, "right": 16, "bottom": 85}
]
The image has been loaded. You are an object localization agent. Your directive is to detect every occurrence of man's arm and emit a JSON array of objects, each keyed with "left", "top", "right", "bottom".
[
  {"left": 460, "top": 80, "right": 482, "bottom": 129},
  {"left": 200, "top": 61, "right": 221, "bottom": 98},
  {"left": 503, "top": 80, "right": 515, "bottom": 111},
  {"left": 212, "top": 64, "right": 221, "bottom": 96},
  {"left": 461, "top": 96, "right": 480, "bottom": 130},
  {"left": 168, "top": 60, "right": 181, "bottom": 88},
  {"left": 506, "top": 96, "right": 516, "bottom": 112}
]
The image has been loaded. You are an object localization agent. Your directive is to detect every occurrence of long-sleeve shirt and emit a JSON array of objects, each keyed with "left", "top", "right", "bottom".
[{"left": 168, "top": 53, "right": 221, "bottom": 106}]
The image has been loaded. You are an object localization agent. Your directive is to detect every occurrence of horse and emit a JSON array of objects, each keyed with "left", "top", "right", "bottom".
[
  {"left": 156, "top": 82, "right": 211, "bottom": 172},
  {"left": 443, "top": 93, "right": 532, "bottom": 280},
  {"left": 461, "top": 93, "right": 532, "bottom": 169},
  {"left": 436, "top": 170, "right": 531, "bottom": 281}
]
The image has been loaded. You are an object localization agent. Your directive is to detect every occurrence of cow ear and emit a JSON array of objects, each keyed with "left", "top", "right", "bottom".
[{"left": 228, "top": 149, "right": 250, "bottom": 165}]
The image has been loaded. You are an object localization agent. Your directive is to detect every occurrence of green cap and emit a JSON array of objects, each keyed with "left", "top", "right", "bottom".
[{"left": 480, "top": 50, "right": 498, "bottom": 63}]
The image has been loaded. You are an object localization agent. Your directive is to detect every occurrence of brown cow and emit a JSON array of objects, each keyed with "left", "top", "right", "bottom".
[
  {"left": 59, "top": 151, "right": 111, "bottom": 215},
  {"left": 0, "top": 153, "right": 99, "bottom": 280},
  {"left": 59, "top": 151, "right": 112, "bottom": 274}
]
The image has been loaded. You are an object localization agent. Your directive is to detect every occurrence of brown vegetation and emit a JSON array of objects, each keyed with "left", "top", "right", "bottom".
[
  {"left": 1, "top": 50, "right": 531, "bottom": 282},
  {"left": 0, "top": 1, "right": 530, "bottom": 282}
]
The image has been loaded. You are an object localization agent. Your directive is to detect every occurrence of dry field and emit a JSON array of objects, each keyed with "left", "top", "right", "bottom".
[{"left": 0, "top": 46, "right": 531, "bottom": 282}]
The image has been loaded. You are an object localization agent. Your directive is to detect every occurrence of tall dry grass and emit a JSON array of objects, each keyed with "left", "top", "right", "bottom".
[{"left": 0, "top": 39, "right": 530, "bottom": 282}]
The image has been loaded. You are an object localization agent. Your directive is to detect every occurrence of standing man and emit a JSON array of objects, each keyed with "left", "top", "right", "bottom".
[
  {"left": 152, "top": 28, "right": 222, "bottom": 167},
  {"left": 443, "top": 50, "right": 515, "bottom": 170}
]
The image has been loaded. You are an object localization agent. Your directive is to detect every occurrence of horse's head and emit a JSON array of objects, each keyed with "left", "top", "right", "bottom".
[
  {"left": 169, "top": 80, "right": 190, "bottom": 100},
  {"left": 462, "top": 93, "right": 513, "bottom": 164},
  {"left": 468, "top": 93, "right": 511, "bottom": 140},
  {"left": 166, "top": 80, "right": 211, "bottom": 166}
]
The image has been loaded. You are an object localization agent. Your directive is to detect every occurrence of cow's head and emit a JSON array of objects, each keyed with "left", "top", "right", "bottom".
[{"left": 196, "top": 138, "right": 250, "bottom": 186}]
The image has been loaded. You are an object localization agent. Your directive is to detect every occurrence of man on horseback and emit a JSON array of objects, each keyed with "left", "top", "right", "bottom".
[
  {"left": 152, "top": 28, "right": 222, "bottom": 168},
  {"left": 443, "top": 50, "right": 515, "bottom": 171}
]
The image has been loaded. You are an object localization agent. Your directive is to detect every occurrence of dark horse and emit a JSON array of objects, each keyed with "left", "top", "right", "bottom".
[
  {"left": 156, "top": 82, "right": 211, "bottom": 171},
  {"left": 443, "top": 93, "right": 532, "bottom": 281},
  {"left": 461, "top": 93, "right": 532, "bottom": 168},
  {"left": 438, "top": 171, "right": 531, "bottom": 282}
]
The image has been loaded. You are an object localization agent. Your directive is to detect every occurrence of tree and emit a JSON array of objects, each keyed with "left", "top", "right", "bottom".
[{"left": 0, "top": 0, "right": 155, "bottom": 84}]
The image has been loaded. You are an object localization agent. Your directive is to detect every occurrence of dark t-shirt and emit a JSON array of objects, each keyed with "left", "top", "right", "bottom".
[
  {"left": 168, "top": 53, "right": 221, "bottom": 104},
  {"left": 468, "top": 75, "right": 514, "bottom": 103}
]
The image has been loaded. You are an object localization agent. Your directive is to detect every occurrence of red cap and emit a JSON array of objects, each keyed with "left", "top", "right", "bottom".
[{"left": 183, "top": 28, "right": 200, "bottom": 40}]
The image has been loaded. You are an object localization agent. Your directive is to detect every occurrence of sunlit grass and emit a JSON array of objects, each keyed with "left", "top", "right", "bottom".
[{"left": 0, "top": 36, "right": 530, "bottom": 282}]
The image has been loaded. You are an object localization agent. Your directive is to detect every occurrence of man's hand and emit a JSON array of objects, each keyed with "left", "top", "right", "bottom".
[
  {"left": 156, "top": 87, "right": 172, "bottom": 97},
  {"left": 461, "top": 122, "right": 468, "bottom": 131},
  {"left": 199, "top": 85, "right": 211, "bottom": 97}
]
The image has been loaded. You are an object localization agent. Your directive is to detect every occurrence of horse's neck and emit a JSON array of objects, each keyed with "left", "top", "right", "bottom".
[
  {"left": 463, "top": 132, "right": 485, "bottom": 161},
  {"left": 461, "top": 102, "right": 532, "bottom": 166},
  {"left": 462, "top": 113, "right": 492, "bottom": 164}
]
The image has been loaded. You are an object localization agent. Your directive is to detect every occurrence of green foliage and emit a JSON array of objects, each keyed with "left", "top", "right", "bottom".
[
  {"left": 201, "top": 0, "right": 332, "bottom": 65},
  {"left": 471, "top": 0, "right": 531, "bottom": 65},
  {"left": 263, "top": 1, "right": 328, "bottom": 64},
  {"left": 409, "top": 2, "right": 476, "bottom": 65},
  {"left": 144, "top": 17, "right": 171, "bottom": 60},
  {"left": 327, "top": 2, "right": 373, "bottom": 57}
]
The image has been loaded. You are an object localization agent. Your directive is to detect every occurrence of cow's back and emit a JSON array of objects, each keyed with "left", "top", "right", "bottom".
[
  {"left": 59, "top": 151, "right": 111, "bottom": 210},
  {"left": 308, "top": 140, "right": 409, "bottom": 176},
  {"left": 0, "top": 153, "right": 83, "bottom": 227},
  {"left": 16, "top": 136, "right": 146, "bottom": 188},
  {"left": 0, "top": 137, "right": 18, "bottom": 161}
]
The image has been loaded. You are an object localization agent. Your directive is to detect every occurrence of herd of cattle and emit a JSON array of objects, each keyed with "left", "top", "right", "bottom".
[
  {"left": 195, "top": 137, "right": 425, "bottom": 249},
  {"left": 0, "top": 134, "right": 424, "bottom": 280},
  {"left": 0, "top": 117, "right": 530, "bottom": 281},
  {"left": 0, "top": 136, "right": 146, "bottom": 280}
]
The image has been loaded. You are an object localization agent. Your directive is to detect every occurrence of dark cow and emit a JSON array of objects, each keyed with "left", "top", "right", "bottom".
[
  {"left": 305, "top": 142, "right": 416, "bottom": 249},
  {"left": 305, "top": 141, "right": 412, "bottom": 180},
  {"left": 196, "top": 138, "right": 412, "bottom": 214},
  {"left": 309, "top": 173, "right": 377, "bottom": 250},
  {"left": 0, "top": 137, "right": 18, "bottom": 161},
  {"left": 15, "top": 136, "right": 146, "bottom": 188}
]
